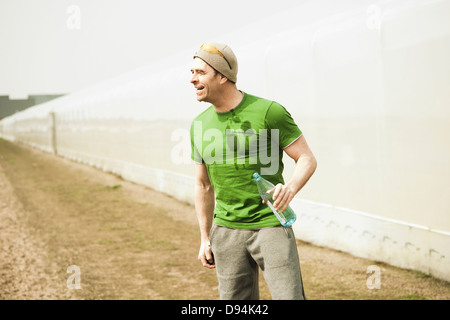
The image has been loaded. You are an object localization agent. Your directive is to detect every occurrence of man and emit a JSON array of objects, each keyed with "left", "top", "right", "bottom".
[{"left": 189, "top": 43, "right": 317, "bottom": 300}]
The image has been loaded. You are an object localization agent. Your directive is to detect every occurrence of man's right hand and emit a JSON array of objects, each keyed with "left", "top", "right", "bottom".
[{"left": 198, "top": 240, "right": 215, "bottom": 269}]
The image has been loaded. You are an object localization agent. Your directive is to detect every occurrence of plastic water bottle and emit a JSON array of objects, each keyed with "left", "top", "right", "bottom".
[{"left": 252, "top": 172, "right": 296, "bottom": 227}]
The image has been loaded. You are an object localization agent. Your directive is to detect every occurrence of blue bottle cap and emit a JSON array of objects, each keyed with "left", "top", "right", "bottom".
[{"left": 252, "top": 172, "right": 261, "bottom": 181}]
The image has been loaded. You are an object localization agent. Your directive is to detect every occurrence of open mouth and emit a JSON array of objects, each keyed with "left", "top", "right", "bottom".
[{"left": 196, "top": 86, "right": 205, "bottom": 94}]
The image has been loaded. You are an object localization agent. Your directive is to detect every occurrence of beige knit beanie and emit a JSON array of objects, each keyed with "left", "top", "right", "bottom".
[{"left": 193, "top": 43, "right": 238, "bottom": 83}]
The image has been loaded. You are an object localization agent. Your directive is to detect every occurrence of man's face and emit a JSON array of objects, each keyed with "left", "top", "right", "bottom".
[{"left": 190, "top": 58, "right": 221, "bottom": 103}]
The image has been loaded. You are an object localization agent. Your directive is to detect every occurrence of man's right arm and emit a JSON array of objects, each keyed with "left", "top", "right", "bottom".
[{"left": 194, "top": 162, "right": 215, "bottom": 269}]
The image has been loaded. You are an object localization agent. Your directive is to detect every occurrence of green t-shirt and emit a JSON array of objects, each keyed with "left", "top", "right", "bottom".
[{"left": 190, "top": 92, "right": 302, "bottom": 229}]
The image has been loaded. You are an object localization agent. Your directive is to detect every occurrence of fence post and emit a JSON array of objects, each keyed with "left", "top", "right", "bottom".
[{"left": 50, "top": 112, "right": 57, "bottom": 155}]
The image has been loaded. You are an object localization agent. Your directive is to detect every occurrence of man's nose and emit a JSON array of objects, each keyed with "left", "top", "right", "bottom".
[{"left": 190, "top": 73, "right": 197, "bottom": 84}]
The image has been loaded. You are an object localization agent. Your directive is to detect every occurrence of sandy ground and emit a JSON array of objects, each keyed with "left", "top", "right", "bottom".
[
  {"left": 0, "top": 138, "right": 449, "bottom": 300},
  {"left": 0, "top": 161, "right": 66, "bottom": 299}
]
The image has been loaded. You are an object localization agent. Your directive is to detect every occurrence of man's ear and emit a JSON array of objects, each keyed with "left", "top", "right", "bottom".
[{"left": 218, "top": 73, "right": 228, "bottom": 84}]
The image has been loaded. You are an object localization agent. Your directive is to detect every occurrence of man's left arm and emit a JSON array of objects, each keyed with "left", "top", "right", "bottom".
[{"left": 271, "top": 135, "right": 317, "bottom": 212}]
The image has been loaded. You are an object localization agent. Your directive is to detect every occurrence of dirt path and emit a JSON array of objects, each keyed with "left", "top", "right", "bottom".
[
  {"left": 0, "top": 159, "right": 66, "bottom": 299},
  {"left": 0, "top": 138, "right": 449, "bottom": 300}
]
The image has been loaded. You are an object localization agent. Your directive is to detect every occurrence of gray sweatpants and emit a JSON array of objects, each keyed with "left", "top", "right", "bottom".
[{"left": 209, "top": 224, "right": 305, "bottom": 300}]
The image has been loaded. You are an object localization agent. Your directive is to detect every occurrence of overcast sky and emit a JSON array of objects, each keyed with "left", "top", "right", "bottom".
[{"left": 0, "top": 0, "right": 303, "bottom": 98}]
